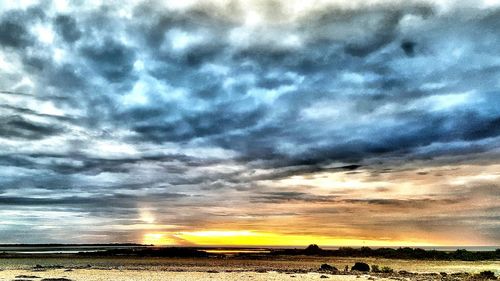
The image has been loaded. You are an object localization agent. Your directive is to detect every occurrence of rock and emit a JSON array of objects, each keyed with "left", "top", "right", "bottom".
[
  {"left": 351, "top": 262, "right": 370, "bottom": 272},
  {"left": 398, "top": 270, "right": 411, "bottom": 275},
  {"left": 320, "top": 264, "right": 338, "bottom": 271},
  {"left": 256, "top": 269, "right": 267, "bottom": 273},
  {"left": 320, "top": 275, "right": 329, "bottom": 278},
  {"left": 440, "top": 272, "right": 447, "bottom": 276}
]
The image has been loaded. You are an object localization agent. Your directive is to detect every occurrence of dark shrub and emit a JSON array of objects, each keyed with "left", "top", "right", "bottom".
[
  {"left": 371, "top": 265, "right": 380, "bottom": 273},
  {"left": 305, "top": 244, "right": 323, "bottom": 255},
  {"left": 352, "top": 262, "right": 370, "bottom": 272}
]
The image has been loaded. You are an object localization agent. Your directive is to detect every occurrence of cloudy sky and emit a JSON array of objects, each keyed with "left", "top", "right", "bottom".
[{"left": 0, "top": 0, "right": 499, "bottom": 246}]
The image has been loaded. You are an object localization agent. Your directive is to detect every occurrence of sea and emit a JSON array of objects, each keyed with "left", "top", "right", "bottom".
[{"left": 0, "top": 245, "right": 497, "bottom": 254}]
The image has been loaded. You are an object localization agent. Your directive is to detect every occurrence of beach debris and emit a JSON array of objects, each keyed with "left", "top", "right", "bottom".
[
  {"left": 320, "top": 275, "right": 329, "bottom": 278},
  {"left": 33, "top": 265, "right": 64, "bottom": 270},
  {"left": 15, "top": 275, "right": 41, "bottom": 279},
  {"left": 351, "top": 262, "right": 370, "bottom": 272},
  {"left": 255, "top": 269, "right": 267, "bottom": 273},
  {"left": 40, "top": 278, "right": 73, "bottom": 281}
]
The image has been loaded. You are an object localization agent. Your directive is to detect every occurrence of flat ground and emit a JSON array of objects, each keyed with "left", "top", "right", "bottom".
[
  {"left": 0, "top": 256, "right": 498, "bottom": 280},
  {"left": 0, "top": 269, "right": 392, "bottom": 281}
]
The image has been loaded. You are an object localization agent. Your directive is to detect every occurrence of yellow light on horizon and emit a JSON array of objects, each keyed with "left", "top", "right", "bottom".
[
  {"left": 143, "top": 230, "right": 436, "bottom": 247},
  {"left": 143, "top": 233, "right": 176, "bottom": 245},
  {"left": 179, "top": 230, "right": 254, "bottom": 237}
]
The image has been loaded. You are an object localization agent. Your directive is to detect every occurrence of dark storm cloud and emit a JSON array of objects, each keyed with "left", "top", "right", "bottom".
[
  {"left": 0, "top": 6, "right": 45, "bottom": 48},
  {"left": 0, "top": 192, "right": 187, "bottom": 206},
  {"left": 0, "top": 152, "right": 215, "bottom": 176},
  {"left": 0, "top": 0, "right": 499, "bottom": 244},
  {"left": 80, "top": 39, "right": 136, "bottom": 82},
  {"left": 0, "top": 116, "right": 63, "bottom": 140},
  {"left": 0, "top": 19, "right": 32, "bottom": 48},
  {"left": 251, "top": 191, "right": 336, "bottom": 203},
  {"left": 54, "top": 15, "right": 81, "bottom": 43},
  {"left": 343, "top": 198, "right": 462, "bottom": 208},
  {"left": 400, "top": 40, "right": 416, "bottom": 57},
  {"left": 130, "top": 102, "right": 267, "bottom": 143}
]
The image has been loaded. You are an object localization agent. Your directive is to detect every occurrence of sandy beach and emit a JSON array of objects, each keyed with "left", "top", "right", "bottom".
[
  {"left": 1, "top": 256, "right": 498, "bottom": 281},
  {"left": 0, "top": 269, "right": 397, "bottom": 281}
]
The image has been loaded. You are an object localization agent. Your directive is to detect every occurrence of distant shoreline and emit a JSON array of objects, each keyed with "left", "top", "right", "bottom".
[{"left": 0, "top": 244, "right": 498, "bottom": 251}]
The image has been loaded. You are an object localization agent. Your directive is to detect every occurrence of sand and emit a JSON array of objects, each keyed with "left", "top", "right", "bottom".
[
  {"left": 0, "top": 257, "right": 498, "bottom": 280},
  {"left": 0, "top": 269, "right": 392, "bottom": 281}
]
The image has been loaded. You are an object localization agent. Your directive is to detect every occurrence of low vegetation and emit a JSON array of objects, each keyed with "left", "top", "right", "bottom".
[{"left": 272, "top": 245, "right": 500, "bottom": 261}]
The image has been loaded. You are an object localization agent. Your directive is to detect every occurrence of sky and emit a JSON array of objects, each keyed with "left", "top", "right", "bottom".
[{"left": 0, "top": 0, "right": 499, "bottom": 247}]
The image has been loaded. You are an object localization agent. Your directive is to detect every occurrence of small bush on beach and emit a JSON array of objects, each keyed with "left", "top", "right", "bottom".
[
  {"left": 477, "top": 271, "right": 497, "bottom": 280},
  {"left": 380, "top": 266, "right": 394, "bottom": 273},
  {"left": 371, "top": 265, "right": 393, "bottom": 273}
]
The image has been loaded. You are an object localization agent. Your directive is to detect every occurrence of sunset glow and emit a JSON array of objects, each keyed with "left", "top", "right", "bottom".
[{"left": 143, "top": 231, "right": 436, "bottom": 247}]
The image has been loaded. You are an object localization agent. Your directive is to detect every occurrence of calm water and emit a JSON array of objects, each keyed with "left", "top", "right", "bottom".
[
  {"left": 0, "top": 245, "right": 497, "bottom": 254},
  {"left": 0, "top": 245, "right": 144, "bottom": 254}
]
